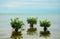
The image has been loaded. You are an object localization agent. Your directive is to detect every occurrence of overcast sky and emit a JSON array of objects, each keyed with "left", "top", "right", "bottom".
[{"left": 0, "top": 0, "right": 60, "bottom": 14}]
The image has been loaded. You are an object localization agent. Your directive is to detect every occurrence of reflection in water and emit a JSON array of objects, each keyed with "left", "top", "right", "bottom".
[
  {"left": 11, "top": 31, "right": 23, "bottom": 39},
  {"left": 27, "top": 27, "right": 37, "bottom": 35},
  {"left": 40, "top": 30, "right": 51, "bottom": 38}
]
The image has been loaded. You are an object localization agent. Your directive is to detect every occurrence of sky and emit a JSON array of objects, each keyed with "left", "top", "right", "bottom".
[{"left": 0, "top": 0, "right": 60, "bottom": 15}]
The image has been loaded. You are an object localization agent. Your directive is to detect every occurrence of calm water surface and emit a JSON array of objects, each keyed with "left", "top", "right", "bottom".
[{"left": 0, "top": 15, "right": 60, "bottom": 39}]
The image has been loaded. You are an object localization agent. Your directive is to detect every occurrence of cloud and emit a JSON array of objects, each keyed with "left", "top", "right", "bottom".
[
  {"left": 1, "top": 1, "right": 59, "bottom": 8},
  {"left": 0, "top": 0, "right": 60, "bottom": 13},
  {"left": 0, "top": 0, "right": 59, "bottom": 9}
]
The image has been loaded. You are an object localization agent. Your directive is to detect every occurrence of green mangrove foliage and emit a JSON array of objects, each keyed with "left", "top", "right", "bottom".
[
  {"left": 40, "top": 20, "right": 51, "bottom": 31},
  {"left": 27, "top": 17, "right": 37, "bottom": 27},
  {"left": 10, "top": 18, "right": 24, "bottom": 32}
]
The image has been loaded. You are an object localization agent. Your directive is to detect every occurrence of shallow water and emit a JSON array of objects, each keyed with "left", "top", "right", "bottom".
[{"left": 0, "top": 15, "right": 60, "bottom": 39}]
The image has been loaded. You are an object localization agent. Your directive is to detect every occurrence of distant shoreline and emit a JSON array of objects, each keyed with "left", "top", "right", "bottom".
[{"left": 0, "top": 13, "right": 60, "bottom": 16}]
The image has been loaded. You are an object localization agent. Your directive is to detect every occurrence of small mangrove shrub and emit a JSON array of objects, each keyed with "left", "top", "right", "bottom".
[
  {"left": 27, "top": 17, "right": 37, "bottom": 27},
  {"left": 40, "top": 20, "right": 51, "bottom": 31},
  {"left": 10, "top": 18, "right": 24, "bottom": 32}
]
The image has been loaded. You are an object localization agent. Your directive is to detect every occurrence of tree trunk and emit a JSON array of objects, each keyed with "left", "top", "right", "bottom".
[
  {"left": 44, "top": 27, "right": 47, "bottom": 31},
  {"left": 30, "top": 24, "right": 33, "bottom": 27},
  {"left": 15, "top": 28, "right": 18, "bottom": 32}
]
